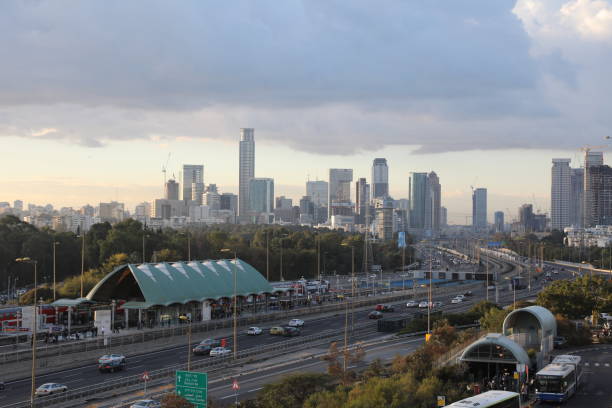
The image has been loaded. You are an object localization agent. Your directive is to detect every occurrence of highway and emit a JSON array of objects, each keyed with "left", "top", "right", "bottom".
[{"left": 0, "top": 252, "right": 536, "bottom": 407}]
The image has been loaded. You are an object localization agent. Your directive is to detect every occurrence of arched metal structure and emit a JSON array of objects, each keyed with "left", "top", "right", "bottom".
[{"left": 503, "top": 305, "right": 556, "bottom": 368}]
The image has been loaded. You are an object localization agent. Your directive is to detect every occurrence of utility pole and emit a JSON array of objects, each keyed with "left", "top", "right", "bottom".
[
  {"left": 16, "top": 258, "right": 38, "bottom": 408},
  {"left": 52, "top": 241, "right": 59, "bottom": 301},
  {"left": 266, "top": 230, "right": 269, "bottom": 281},
  {"left": 427, "top": 245, "right": 432, "bottom": 334},
  {"left": 80, "top": 232, "right": 85, "bottom": 298}
]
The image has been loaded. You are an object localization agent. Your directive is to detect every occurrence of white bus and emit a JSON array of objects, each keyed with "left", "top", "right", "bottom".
[
  {"left": 445, "top": 391, "right": 520, "bottom": 408},
  {"left": 535, "top": 354, "right": 582, "bottom": 403}
]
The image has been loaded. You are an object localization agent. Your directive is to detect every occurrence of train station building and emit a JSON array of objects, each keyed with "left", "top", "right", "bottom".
[{"left": 82, "top": 258, "right": 275, "bottom": 328}]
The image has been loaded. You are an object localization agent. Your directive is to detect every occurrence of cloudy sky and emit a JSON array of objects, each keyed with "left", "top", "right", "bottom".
[{"left": 1, "top": 0, "right": 611, "bottom": 223}]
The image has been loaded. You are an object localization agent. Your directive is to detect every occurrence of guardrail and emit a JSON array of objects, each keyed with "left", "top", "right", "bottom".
[{"left": 0, "top": 282, "right": 479, "bottom": 366}]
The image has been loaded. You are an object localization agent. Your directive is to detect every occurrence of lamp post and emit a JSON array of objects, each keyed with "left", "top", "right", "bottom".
[
  {"left": 221, "top": 249, "right": 238, "bottom": 360},
  {"left": 80, "top": 232, "right": 85, "bottom": 298},
  {"left": 16, "top": 257, "right": 37, "bottom": 408},
  {"left": 179, "top": 315, "right": 192, "bottom": 370},
  {"left": 266, "top": 229, "right": 270, "bottom": 281},
  {"left": 279, "top": 235, "right": 288, "bottom": 281},
  {"left": 52, "top": 241, "right": 60, "bottom": 301}
]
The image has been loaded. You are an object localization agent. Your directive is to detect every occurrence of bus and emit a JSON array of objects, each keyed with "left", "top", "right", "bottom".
[
  {"left": 535, "top": 354, "right": 582, "bottom": 403},
  {"left": 445, "top": 391, "right": 520, "bottom": 408}
]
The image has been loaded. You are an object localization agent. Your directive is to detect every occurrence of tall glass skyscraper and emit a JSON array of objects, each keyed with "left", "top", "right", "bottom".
[
  {"left": 180, "top": 164, "right": 204, "bottom": 203},
  {"left": 239, "top": 128, "right": 255, "bottom": 218},
  {"left": 472, "top": 188, "right": 488, "bottom": 231},
  {"left": 371, "top": 158, "right": 389, "bottom": 199}
]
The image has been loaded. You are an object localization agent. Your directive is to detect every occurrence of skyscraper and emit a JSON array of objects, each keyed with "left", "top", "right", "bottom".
[
  {"left": 551, "top": 158, "right": 571, "bottom": 230},
  {"left": 409, "top": 172, "right": 428, "bottom": 229},
  {"left": 371, "top": 158, "right": 389, "bottom": 199},
  {"left": 583, "top": 151, "right": 605, "bottom": 228},
  {"left": 180, "top": 165, "right": 204, "bottom": 203},
  {"left": 494, "top": 211, "right": 504, "bottom": 233},
  {"left": 328, "top": 169, "right": 353, "bottom": 219},
  {"left": 519, "top": 204, "right": 534, "bottom": 232},
  {"left": 472, "top": 188, "right": 487, "bottom": 231},
  {"left": 440, "top": 206, "right": 448, "bottom": 228},
  {"left": 375, "top": 197, "right": 394, "bottom": 241},
  {"left": 249, "top": 178, "right": 274, "bottom": 223},
  {"left": 165, "top": 178, "right": 179, "bottom": 200},
  {"left": 584, "top": 164, "right": 612, "bottom": 227},
  {"left": 239, "top": 128, "right": 255, "bottom": 218},
  {"left": 306, "top": 180, "right": 328, "bottom": 207},
  {"left": 426, "top": 171, "right": 441, "bottom": 232},
  {"left": 570, "top": 168, "right": 584, "bottom": 227},
  {"left": 355, "top": 177, "right": 370, "bottom": 225}
]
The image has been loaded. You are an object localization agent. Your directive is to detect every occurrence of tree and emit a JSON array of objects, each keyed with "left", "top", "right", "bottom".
[
  {"left": 160, "top": 393, "right": 193, "bottom": 408},
  {"left": 256, "top": 373, "right": 332, "bottom": 408},
  {"left": 479, "top": 307, "right": 511, "bottom": 332}
]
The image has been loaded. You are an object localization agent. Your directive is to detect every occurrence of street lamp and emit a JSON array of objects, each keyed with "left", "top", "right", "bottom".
[
  {"left": 279, "top": 234, "right": 288, "bottom": 281},
  {"left": 221, "top": 248, "right": 238, "bottom": 360},
  {"left": 15, "top": 257, "right": 38, "bottom": 408},
  {"left": 78, "top": 232, "right": 85, "bottom": 298},
  {"left": 52, "top": 241, "right": 60, "bottom": 301},
  {"left": 179, "top": 315, "right": 192, "bottom": 370},
  {"left": 180, "top": 231, "right": 192, "bottom": 261}
]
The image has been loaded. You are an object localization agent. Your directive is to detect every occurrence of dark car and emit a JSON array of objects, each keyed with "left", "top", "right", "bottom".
[
  {"left": 368, "top": 311, "right": 384, "bottom": 319},
  {"left": 199, "top": 338, "right": 221, "bottom": 347},
  {"left": 282, "top": 326, "right": 301, "bottom": 337},
  {"left": 553, "top": 336, "right": 567, "bottom": 349},
  {"left": 192, "top": 344, "right": 213, "bottom": 355},
  {"left": 463, "top": 291, "right": 473, "bottom": 297},
  {"left": 376, "top": 305, "right": 395, "bottom": 312}
]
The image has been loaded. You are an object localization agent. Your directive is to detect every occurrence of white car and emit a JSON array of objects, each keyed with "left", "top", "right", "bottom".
[
  {"left": 209, "top": 347, "right": 231, "bottom": 357},
  {"left": 247, "top": 327, "right": 262, "bottom": 335},
  {"left": 418, "top": 301, "right": 429, "bottom": 308},
  {"left": 406, "top": 300, "right": 418, "bottom": 308},
  {"left": 454, "top": 294, "right": 465, "bottom": 300},
  {"left": 130, "top": 400, "right": 161, "bottom": 408},
  {"left": 451, "top": 297, "right": 463, "bottom": 304},
  {"left": 35, "top": 383, "right": 67, "bottom": 396},
  {"left": 288, "top": 319, "right": 304, "bottom": 327}
]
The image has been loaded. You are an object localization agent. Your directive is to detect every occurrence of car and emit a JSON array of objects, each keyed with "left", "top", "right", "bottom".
[
  {"left": 283, "top": 326, "right": 301, "bottom": 337},
  {"left": 192, "top": 344, "right": 213, "bottom": 355},
  {"left": 368, "top": 311, "right": 383, "bottom": 319},
  {"left": 406, "top": 300, "right": 418, "bottom": 308},
  {"left": 35, "top": 383, "right": 68, "bottom": 396},
  {"left": 418, "top": 301, "right": 429, "bottom": 308},
  {"left": 288, "top": 319, "right": 304, "bottom": 327},
  {"left": 247, "top": 327, "right": 262, "bottom": 335},
  {"left": 463, "top": 291, "right": 473, "bottom": 297},
  {"left": 454, "top": 294, "right": 465, "bottom": 300},
  {"left": 553, "top": 336, "right": 567, "bottom": 349},
  {"left": 199, "top": 338, "right": 221, "bottom": 347},
  {"left": 130, "top": 400, "right": 161, "bottom": 408},
  {"left": 98, "top": 354, "right": 127, "bottom": 373},
  {"left": 433, "top": 301, "right": 443, "bottom": 307},
  {"left": 209, "top": 347, "right": 231, "bottom": 357},
  {"left": 375, "top": 304, "right": 395, "bottom": 312},
  {"left": 487, "top": 285, "right": 496, "bottom": 291},
  {"left": 270, "top": 326, "right": 285, "bottom": 335},
  {"left": 0, "top": 380, "right": 4, "bottom": 391},
  {"left": 451, "top": 297, "right": 463, "bottom": 304}
]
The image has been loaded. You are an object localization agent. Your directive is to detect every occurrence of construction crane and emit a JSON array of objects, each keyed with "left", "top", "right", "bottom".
[{"left": 161, "top": 152, "right": 172, "bottom": 185}]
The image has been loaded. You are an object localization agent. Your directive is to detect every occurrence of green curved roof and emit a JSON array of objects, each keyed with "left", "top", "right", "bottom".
[{"left": 86, "top": 259, "right": 273, "bottom": 307}]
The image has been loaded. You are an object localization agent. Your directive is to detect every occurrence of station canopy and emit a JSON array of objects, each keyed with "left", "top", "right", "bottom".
[
  {"left": 86, "top": 259, "right": 274, "bottom": 309},
  {"left": 503, "top": 305, "right": 557, "bottom": 338},
  {"left": 460, "top": 333, "right": 530, "bottom": 366}
]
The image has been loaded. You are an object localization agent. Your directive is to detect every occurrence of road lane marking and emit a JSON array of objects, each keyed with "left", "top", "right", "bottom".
[{"left": 248, "top": 387, "right": 263, "bottom": 392}]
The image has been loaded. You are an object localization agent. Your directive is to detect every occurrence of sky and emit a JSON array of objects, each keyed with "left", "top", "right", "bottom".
[{"left": 1, "top": 0, "right": 612, "bottom": 224}]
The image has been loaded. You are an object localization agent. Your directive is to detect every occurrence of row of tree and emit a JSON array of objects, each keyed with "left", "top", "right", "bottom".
[{"left": 0, "top": 215, "right": 415, "bottom": 296}]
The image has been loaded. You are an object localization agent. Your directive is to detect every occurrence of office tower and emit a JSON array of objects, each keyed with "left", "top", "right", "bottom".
[
  {"left": 584, "top": 151, "right": 605, "bottom": 227},
  {"left": 570, "top": 168, "right": 584, "bottom": 227},
  {"left": 355, "top": 177, "right": 370, "bottom": 225},
  {"left": 374, "top": 197, "right": 394, "bottom": 241},
  {"left": 494, "top": 211, "right": 504, "bottom": 233},
  {"left": 328, "top": 169, "right": 353, "bottom": 219},
  {"left": 205, "top": 191, "right": 221, "bottom": 210},
  {"left": 220, "top": 193, "right": 238, "bottom": 214},
  {"left": 249, "top": 178, "right": 274, "bottom": 223},
  {"left": 472, "top": 188, "right": 487, "bottom": 231},
  {"left": 551, "top": 158, "right": 571, "bottom": 230},
  {"left": 239, "top": 128, "right": 255, "bottom": 218},
  {"left": 586, "top": 151, "right": 604, "bottom": 167},
  {"left": 584, "top": 164, "right": 612, "bottom": 226},
  {"left": 409, "top": 172, "right": 428, "bottom": 229},
  {"left": 80, "top": 204, "right": 95, "bottom": 217},
  {"left": 275, "top": 196, "right": 292, "bottom": 209},
  {"left": 180, "top": 165, "right": 204, "bottom": 203},
  {"left": 306, "top": 180, "right": 328, "bottom": 206},
  {"left": 99, "top": 202, "right": 125, "bottom": 223},
  {"left": 13, "top": 200, "right": 23, "bottom": 212},
  {"left": 371, "top": 158, "right": 389, "bottom": 199},
  {"left": 440, "top": 206, "right": 448, "bottom": 228},
  {"left": 519, "top": 204, "right": 534, "bottom": 232},
  {"left": 426, "top": 171, "right": 441, "bottom": 232},
  {"left": 165, "top": 179, "right": 179, "bottom": 200}
]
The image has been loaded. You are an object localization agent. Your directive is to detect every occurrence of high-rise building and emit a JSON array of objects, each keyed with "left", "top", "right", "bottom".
[
  {"left": 13, "top": 200, "right": 23, "bottom": 212},
  {"left": 426, "top": 171, "right": 441, "bottom": 232},
  {"left": 239, "top": 128, "right": 255, "bottom": 218},
  {"left": 220, "top": 193, "right": 238, "bottom": 214},
  {"left": 180, "top": 165, "right": 204, "bottom": 203},
  {"left": 551, "top": 158, "right": 571, "bottom": 230},
  {"left": 570, "top": 168, "right": 584, "bottom": 227},
  {"left": 584, "top": 164, "right": 612, "bottom": 227},
  {"left": 371, "top": 158, "right": 389, "bottom": 199},
  {"left": 494, "top": 211, "right": 504, "bottom": 233},
  {"left": 584, "top": 151, "right": 605, "bottom": 228},
  {"left": 440, "top": 206, "right": 448, "bottom": 228},
  {"left": 249, "top": 178, "right": 274, "bottom": 223},
  {"left": 306, "top": 180, "right": 328, "bottom": 206},
  {"left": 328, "top": 169, "right": 353, "bottom": 219},
  {"left": 205, "top": 191, "right": 221, "bottom": 210},
  {"left": 99, "top": 201, "right": 125, "bottom": 223},
  {"left": 355, "top": 177, "right": 370, "bottom": 225},
  {"left": 409, "top": 172, "right": 428, "bottom": 229},
  {"left": 299, "top": 196, "right": 315, "bottom": 224},
  {"left": 165, "top": 178, "right": 179, "bottom": 200},
  {"left": 519, "top": 204, "right": 534, "bottom": 232},
  {"left": 375, "top": 197, "right": 394, "bottom": 241},
  {"left": 472, "top": 188, "right": 487, "bottom": 231}
]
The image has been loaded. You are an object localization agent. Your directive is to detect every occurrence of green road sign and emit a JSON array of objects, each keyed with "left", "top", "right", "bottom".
[{"left": 176, "top": 371, "right": 208, "bottom": 408}]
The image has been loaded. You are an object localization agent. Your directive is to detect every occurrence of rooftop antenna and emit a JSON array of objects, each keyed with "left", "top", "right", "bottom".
[{"left": 161, "top": 152, "right": 172, "bottom": 190}]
